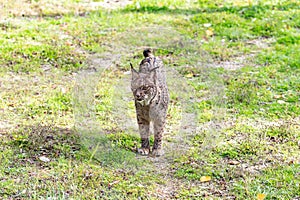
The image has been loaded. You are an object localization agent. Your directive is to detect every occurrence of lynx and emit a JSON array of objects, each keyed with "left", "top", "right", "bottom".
[{"left": 130, "top": 49, "right": 169, "bottom": 157}]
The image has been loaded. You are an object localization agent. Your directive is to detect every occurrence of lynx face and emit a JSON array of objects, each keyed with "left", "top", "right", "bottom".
[{"left": 131, "top": 72, "right": 156, "bottom": 106}]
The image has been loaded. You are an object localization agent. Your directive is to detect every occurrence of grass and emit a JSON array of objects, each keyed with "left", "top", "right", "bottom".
[{"left": 0, "top": 0, "right": 299, "bottom": 199}]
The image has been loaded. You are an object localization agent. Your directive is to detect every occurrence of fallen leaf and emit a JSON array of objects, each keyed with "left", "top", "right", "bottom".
[
  {"left": 228, "top": 160, "right": 240, "bottom": 165},
  {"left": 200, "top": 176, "right": 211, "bottom": 182},
  {"left": 108, "top": 180, "right": 120, "bottom": 187},
  {"left": 274, "top": 94, "right": 282, "bottom": 99},
  {"left": 39, "top": 156, "right": 50, "bottom": 162},
  {"left": 136, "top": 2, "right": 141, "bottom": 9},
  {"left": 257, "top": 193, "right": 266, "bottom": 200},
  {"left": 206, "top": 28, "right": 214, "bottom": 37},
  {"left": 61, "top": 87, "right": 67, "bottom": 94},
  {"left": 203, "top": 23, "right": 211, "bottom": 28},
  {"left": 185, "top": 73, "right": 194, "bottom": 78}
]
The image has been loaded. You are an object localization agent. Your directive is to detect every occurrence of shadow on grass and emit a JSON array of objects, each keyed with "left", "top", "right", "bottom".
[
  {"left": 6, "top": 125, "right": 81, "bottom": 166},
  {"left": 5, "top": 124, "right": 144, "bottom": 168},
  {"left": 79, "top": 131, "right": 146, "bottom": 169}
]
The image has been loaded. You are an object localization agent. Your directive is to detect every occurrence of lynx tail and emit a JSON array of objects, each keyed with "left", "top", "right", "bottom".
[{"left": 143, "top": 48, "right": 153, "bottom": 58}]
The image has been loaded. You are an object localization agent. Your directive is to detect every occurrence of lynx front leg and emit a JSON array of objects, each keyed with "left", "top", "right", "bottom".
[
  {"left": 152, "top": 120, "right": 165, "bottom": 157},
  {"left": 137, "top": 117, "right": 150, "bottom": 155}
]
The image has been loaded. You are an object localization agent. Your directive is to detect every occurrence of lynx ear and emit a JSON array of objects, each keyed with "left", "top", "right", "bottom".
[{"left": 130, "top": 63, "right": 139, "bottom": 79}]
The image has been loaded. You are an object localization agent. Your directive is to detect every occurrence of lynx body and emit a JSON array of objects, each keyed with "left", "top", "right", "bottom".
[{"left": 130, "top": 49, "right": 169, "bottom": 156}]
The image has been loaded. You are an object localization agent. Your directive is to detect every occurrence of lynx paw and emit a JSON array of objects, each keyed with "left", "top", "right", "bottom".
[
  {"left": 137, "top": 148, "right": 150, "bottom": 156},
  {"left": 151, "top": 148, "right": 163, "bottom": 157}
]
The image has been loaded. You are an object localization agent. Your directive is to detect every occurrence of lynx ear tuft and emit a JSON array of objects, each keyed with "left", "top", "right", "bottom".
[
  {"left": 130, "top": 63, "right": 137, "bottom": 72},
  {"left": 130, "top": 63, "right": 139, "bottom": 79}
]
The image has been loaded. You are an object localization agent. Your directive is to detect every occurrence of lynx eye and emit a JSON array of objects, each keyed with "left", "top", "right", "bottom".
[{"left": 141, "top": 85, "right": 150, "bottom": 90}]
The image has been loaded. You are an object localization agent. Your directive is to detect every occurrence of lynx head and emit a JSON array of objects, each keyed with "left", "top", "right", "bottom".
[{"left": 130, "top": 63, "right": 157, "bottom": 106}]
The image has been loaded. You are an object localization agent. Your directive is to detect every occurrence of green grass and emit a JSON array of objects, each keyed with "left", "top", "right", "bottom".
[
  {"left": 0, "top": 0, "right": 299, "bottom": 199},
  {"left": 233, "top": 164, "right": 300, "bottom": 199}
]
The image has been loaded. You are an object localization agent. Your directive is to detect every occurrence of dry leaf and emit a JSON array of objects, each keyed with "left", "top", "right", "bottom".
[
  {"left": 277, "top": 100, "right": 286, "bottom": 104},
  {"left": 228, "top": 160, "right": 240, "bottom": 165},
  {"left": 39, "top": 156, "right": 50, "bottom": 162},
  {"left": 200, "top": 176, "right": 211, "bottom": 182},
  {"left": 206, "top": 28, "right": 214, "bottom": 37},
  {"left": 185, "top": 73, "right": 194, "bottom": 78},
  {"left": 136, "top": 2, "right": 141, "bottom": 9},
  {"left": 257, "top": 193, "right": 266, "bottom": 200},
  {"left": 274, "top": 94, "right": 282, "bottom": 99},
  {"left": 108, "top": 180, "right": 120, "bottom": 188},
  {"left": 203, "top": 23, "right": 212, "bottom": 28}
]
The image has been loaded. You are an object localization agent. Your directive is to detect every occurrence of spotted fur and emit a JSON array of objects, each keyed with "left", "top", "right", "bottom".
[{"left": 131, "top": 49, "right": 169, "bottom": 156}]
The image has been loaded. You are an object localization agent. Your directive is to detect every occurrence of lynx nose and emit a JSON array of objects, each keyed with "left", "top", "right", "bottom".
[
  {"left": 136, "top": 91, "right": 140, "bottom": 96},
  {"left": 136, "top": 91, "right": 144, "bottom": 101},
  {"left": 136, "top": 94, "right": 142, "bottom": 100}
]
